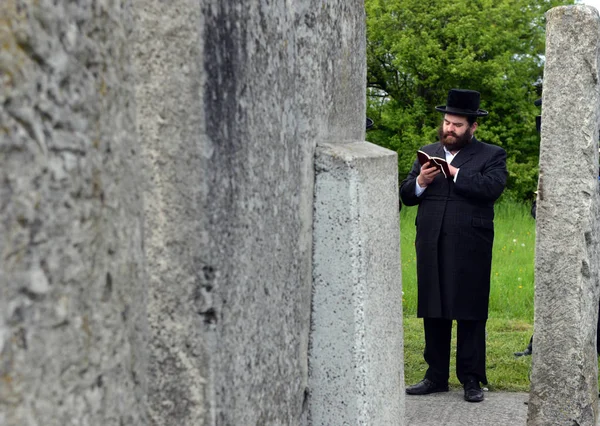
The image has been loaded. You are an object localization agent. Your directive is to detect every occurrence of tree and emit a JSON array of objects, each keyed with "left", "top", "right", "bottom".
[{"left": 366, "top": 0, "right": 573, "bottom": 200}]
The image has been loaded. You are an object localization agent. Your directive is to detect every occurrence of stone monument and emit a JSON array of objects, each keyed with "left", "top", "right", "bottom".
[
  {"left": 0, "top": 1, "right": 147, "bottom": 425},
  {"left": 135, "top": 0, "right": 403, "bottom": 425},
  {"left": 311, "top": 142, "right": 404, "bottom": 425},
  {"left": 528, "top": 5, "right": 600, "bottom": 426},
  {"left": 1, "top": 0, "right": 403, "bottom": 424}
]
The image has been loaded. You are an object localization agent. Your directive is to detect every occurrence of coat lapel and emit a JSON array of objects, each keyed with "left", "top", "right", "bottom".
[
  {"left": 450, "top": 138, "right": 480, "bottom": 168},
  {"left": 433, "top": 143, "right": 446, "bottom": 158}
]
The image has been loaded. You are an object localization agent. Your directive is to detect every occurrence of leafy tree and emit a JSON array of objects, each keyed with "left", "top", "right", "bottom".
[{"left": 366, "top": 0, "right": 573, "bottom": 200}]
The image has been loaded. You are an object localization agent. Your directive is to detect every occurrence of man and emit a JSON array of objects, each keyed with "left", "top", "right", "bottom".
[{"left": 400, "top": 89, "right": 507, "bottom": 403}]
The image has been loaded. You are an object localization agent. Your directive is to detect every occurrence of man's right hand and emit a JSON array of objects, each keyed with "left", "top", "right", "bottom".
[{"left": 417, "top": 161, "right": 440, "bottom": 188}]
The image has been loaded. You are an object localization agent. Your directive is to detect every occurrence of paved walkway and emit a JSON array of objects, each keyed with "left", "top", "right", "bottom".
[{"left": 405, "top": 390, "right": 529, "bottom": 426}]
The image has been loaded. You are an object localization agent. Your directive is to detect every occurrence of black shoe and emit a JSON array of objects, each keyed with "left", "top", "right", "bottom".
[
  {"left": 463, "top": 379, "right": 484, "bottom": 402},
  {"left": 515, "top": 336, "right": 533, "bottom": 357},
  {"left": 406, "top": 378, "right": 449, "bottom": 395},
  {"left": 514, "top": 347, "right": 532, "bottom": 357}
]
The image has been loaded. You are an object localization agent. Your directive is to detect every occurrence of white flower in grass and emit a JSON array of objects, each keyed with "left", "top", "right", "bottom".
[
  {"left": 521, "top": 243, "right": 525, "bottom": 247},
  {"left": 512, "top": 239, "right": 517, "bottom": 243}
]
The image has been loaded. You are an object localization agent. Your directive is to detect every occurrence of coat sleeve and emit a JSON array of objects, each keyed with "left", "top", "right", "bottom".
[
  {"left": 453, "top": 146, "right": 507, "bottom": 202},
  {"left": 399, "top": 158, "right": 422, "bottom": 206}
]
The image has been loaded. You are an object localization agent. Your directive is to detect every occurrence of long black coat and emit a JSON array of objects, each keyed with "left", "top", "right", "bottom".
[{"left": 400, "top": 138, "right": 507, "bottom": 320}]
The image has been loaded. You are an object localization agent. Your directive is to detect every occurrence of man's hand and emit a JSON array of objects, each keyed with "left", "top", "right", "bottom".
[{"left": 417, "top": 161, "right": 440, "bottom": 188}]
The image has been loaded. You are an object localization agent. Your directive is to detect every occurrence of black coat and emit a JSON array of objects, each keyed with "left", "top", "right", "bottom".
[{"left": 400, "top": 138, "right": 507, "bottom": 320}]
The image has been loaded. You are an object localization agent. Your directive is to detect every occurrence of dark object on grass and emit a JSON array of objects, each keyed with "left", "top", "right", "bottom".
[
  {"left": 366, "top": 117, "right": 374, "bottom": 130},
  {"left": 514, "top": 336, "right": 533, "bottom": 357}
]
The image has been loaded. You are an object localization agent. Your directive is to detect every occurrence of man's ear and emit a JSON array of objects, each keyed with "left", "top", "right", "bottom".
[{"left": 471, "top": 122, "right": 478, "bottom": 132}]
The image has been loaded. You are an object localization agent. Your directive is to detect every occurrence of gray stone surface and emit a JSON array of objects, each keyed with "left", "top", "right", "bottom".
[
  {"left": 406, "top": 391, "right": 530, "bottom": 426},
  {"left": 134, "top": 0, "right": 367, "bottom": 425},
  {"left": 0, "top": 1, "right": 147, "bottom": 425},
  {"left": 318, "top": 3, "right": 367, "bottom": 144},
  {"left": 310, "top": 142, "right": 404, "bottom": 425},
  {"left": 528, "top": 5, "right": 600, "bottom": 426},
  {"left": 1, "top": 0, "right": 374, "bottom": 424},
  {"left": 132, "top": 1, "right": 212, "bottom": 424}
]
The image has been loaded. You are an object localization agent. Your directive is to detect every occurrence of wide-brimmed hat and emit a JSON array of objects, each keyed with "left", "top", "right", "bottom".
[{"left": 435, "top": 89, "right": 488, "bottom": 117}]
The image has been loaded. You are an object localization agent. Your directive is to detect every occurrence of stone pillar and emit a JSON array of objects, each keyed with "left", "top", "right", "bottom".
[
  {"left": 0, "top": 1, "right": 147, "bottom": 425},
  {"left": 134, "top": 0, "right": 369, "bottom": 424},
  {"left": 310, "top": 142, "right": 404, "bottom": 425},
  {"left": 528, "top": 6, "right": 600, "bottom": 426},
  {"left": 135, "top": 0, "right": 400, "bottom": 424}
]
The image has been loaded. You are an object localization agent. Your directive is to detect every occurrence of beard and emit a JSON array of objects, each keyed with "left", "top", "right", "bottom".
[{"left": 438, "top": 124, "right": 472, "bottom": 152}]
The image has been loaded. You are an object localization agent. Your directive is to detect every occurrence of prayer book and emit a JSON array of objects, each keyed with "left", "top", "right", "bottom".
[{"left": 417, "top": 150, "right": 451, "bottom": 179}]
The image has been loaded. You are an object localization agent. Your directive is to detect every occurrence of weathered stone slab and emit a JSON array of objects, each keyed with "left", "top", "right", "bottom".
[
  {"left": 0, "top": 1, "right": 147, "bottom": 425},
  {"left": 0, "top": 0, "right": 377, "bottom": 424},
  {"left": 134, "top": 0, "right": 368, "bottom": 424},
  {"left": 311, "top": 141, "right": 404, "bottom": 425},
  {"left": 528, "top": 5, "right": 600, "bottom": 426}
]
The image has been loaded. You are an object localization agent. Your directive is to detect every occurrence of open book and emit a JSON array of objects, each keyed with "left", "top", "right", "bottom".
[{"left": 417, "top": 150, "right": 451, "bottom": 179}]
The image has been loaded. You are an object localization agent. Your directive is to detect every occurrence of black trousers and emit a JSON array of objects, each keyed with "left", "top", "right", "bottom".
[{"left": 423, "top": 318, "right": 488, "bottom": 385}]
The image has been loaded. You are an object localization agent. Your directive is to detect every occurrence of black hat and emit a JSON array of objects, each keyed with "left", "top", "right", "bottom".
[{"left": 435, "top": 89, "right": 488, "bottom": 117}]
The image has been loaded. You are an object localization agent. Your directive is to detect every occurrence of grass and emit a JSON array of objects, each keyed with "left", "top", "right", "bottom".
[{"left": 401, "top": 198, "right": 535, "bottom": 391}]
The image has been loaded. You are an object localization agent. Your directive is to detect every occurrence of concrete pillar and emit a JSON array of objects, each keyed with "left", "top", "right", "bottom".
[
  {"left": 310, "top": 142, "right": 404, "bottom": 425},
  {"left": 0, "top": 1, "right": 147, "bottom": 425},
  {"left": 528, "top": 6, "right": 600, "bottom": 425}
]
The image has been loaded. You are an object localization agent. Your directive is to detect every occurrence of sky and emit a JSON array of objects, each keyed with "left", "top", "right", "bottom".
[{"left": 579, "top": 0, "right": 600, "bottom": 11}]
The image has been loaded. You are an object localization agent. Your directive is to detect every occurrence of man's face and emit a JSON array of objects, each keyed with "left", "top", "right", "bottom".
[{"left": 438, "top": 113, "right": 475, "bottom": 151}]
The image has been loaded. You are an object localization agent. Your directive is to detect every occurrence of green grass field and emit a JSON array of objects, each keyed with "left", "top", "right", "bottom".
[{"left": 401, "top": 198, "right": 535, "bottom": 391}]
